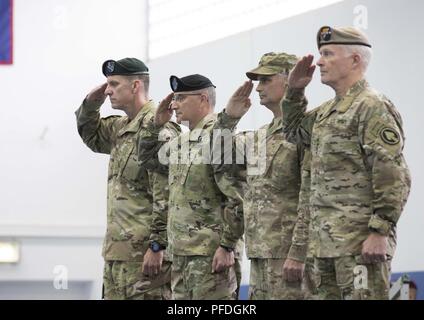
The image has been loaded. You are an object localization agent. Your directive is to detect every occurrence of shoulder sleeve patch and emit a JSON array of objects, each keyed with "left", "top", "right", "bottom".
[{"left": 380, "top": 127, "right": 400, "bottom": 145}]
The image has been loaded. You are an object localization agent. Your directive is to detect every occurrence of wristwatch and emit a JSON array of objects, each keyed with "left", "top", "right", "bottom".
[
  {"left": 150, "top": 241, "right": 166, "bottom": 253},
  {"left": 220, "top": 245, "right": 234, "bottom": 253}
]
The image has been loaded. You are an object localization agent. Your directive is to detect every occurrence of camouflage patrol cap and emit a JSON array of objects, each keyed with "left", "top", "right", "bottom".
[
  {"left": 102, "top": 57, "right": 149, "bottom": 77},
  {"left": 170, "top": 74, "right": 216, "bottom": 92},
  {"left": 317, "top": 26, "right": 372, "bottom": 49},
  {"left": 246, "top": 52, "right": 298, "bottom": 80}
]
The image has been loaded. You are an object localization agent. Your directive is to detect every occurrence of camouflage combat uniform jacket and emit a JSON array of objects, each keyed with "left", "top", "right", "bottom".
[
  {"left": 138, "top": 113, "right": 244, "bottom": 257},
  {"left": 213, "top": 112, "right": 308, "bottom": 261},
  {"left": 282, "top": 79, "right": 411, "bottom": 258},
  {"left": 75, "top": 100, "right": 170, "bottom": 261}
]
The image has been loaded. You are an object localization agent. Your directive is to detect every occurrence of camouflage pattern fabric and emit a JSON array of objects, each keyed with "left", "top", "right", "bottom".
[
  {"left": 171, "top": 255, "right": 237, "bottom": 300},
  {"left": 138, "top": 113, "right": 244, "bottom": 256},
  {"left": 137, "top": 113, "right": 244, "bottom": 299},
  {"left": 303, "top": 257, "right": 318, "bottom": 300},
  {"left": 213, "top": 112, "right": 308, "bottom": 299},
  {"left": 103, "top": 260, "right": 172, "bottom": 300},
  {"left": 281, "top": 79, "right": 411, "bottom": 258},
  {"left": 75, "top": 99, "right": 172, "bottom": 299},
  {"left": 248, "top": 258, "right": 303, "bottom": 300},
  {"left": 76, "top": 100, "right": 172, "bottom": 261},
  {"left": 281, "top": 79, "right": 411, "bottom": 299},
  {"left": 213, "top": 112, "right": 305, "bottom": 260},
  {"left": 314, "top": 255, "right": 392, "bottom": 300}
]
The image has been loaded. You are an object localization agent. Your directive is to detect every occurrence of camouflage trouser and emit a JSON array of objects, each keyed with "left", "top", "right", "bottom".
[
  {"left": 248, "top": 258, "right": 304, "bottom": 300},
  {"left": 103, "top": 260, "right": 172, "bottom": 300},
  {"left": 234, "top": 258, "right": 242, "bottom": 299},
  {"left": 171, "top": 255, "right": 238, "bottom": 300},
  {"left": 303, "top": 257, "right": 319, "bottom": 300},
  {"left": 314, "top": 255, "right": 392, "bottom": 300}
]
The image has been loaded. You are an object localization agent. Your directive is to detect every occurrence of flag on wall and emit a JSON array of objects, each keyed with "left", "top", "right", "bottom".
[{"left": 0, "top": 0, "right": 13, "bottom": 64}]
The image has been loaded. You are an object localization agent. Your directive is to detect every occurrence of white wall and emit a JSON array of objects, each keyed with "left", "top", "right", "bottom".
[
  {"left": 1, "top": 0, "right": 422, "bottom": 298},
  {"left": 0, "top": 0, "right": 147, "bottom": 299},
  {"left": 0, "top": 0, "right": 147, "bottom": 228}
]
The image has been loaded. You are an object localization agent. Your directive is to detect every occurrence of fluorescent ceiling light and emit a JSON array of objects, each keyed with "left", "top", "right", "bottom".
[{"left": 0, "top": 241, "right": 20, "bottom": 263}]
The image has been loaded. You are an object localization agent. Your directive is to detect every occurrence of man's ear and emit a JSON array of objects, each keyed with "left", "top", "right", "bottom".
[
  {"left": 132, "top": 79, "right": 142, "bottom": 94},
  {"left": 352, "top": 53, "right": 361, "bottom": 69},
  {"left": 200, "top": 93, "right": 209, "bottom": 105}
]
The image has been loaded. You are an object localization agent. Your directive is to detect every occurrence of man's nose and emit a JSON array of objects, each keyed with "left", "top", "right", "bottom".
[
  {"left": 104, "top": 85, "right": 112, "bottom": 96},
  {"left": 170, "top": 101, "right": 178, "bottom": 110}
]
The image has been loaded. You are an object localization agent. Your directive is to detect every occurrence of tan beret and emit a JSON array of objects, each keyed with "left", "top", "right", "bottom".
[{"left": 317, "top": 26, "right": 371, "bottom": 49}]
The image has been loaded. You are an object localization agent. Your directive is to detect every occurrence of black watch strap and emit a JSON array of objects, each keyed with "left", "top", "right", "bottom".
[{"left": 220, "top": 245, "right": 234, "bottom": 252}]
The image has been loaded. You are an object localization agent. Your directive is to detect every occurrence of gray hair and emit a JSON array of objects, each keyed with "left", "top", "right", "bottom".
[
  {"left": 343, "top": 45, "right": 372, "bottom": 72},
  {"left": 202, "top": 86, "right": 216, "bottom": 108}
]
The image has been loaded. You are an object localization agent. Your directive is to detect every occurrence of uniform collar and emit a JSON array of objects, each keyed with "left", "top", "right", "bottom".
[
  {"left": 189, "top": 113, "right": 216, "bottom": 142},
  {"left": 317, "top": 79, "right": 368, "bottom": 121},
  {"left": 118, "top": 100, "right": 155, "bottom": 136},
  {"left": 335, "top": 79, "right": 368, "bottom": 113},
  {"left": 267, "top": 116, "right": 282, "bottom": 137}
]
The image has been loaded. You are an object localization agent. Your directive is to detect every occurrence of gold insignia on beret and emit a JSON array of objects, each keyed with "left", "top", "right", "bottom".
[{"left": 320, "top": 27, "right": 332, "bottom": 41}]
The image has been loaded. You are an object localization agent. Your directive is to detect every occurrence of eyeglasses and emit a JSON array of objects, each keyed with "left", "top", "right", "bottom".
[{"left": 171, "top": 93, "right": 203, "bottom": 103}]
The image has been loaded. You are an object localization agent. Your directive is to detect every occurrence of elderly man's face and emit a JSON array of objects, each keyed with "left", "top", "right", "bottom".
[
  {"left": 170, "top": 91, "right": 205, "bottom": 126},
  {"left": 317, "top": 44, "right": 354, "bottom": 88}
]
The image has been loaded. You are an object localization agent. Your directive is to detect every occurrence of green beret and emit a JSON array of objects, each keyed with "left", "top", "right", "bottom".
[
  {"left": 170, "top": 74, "right": 216, "bottom": 92},
  {"left": 102, "top": 57, "right": 149, "bottom": 77},
  {"left": 317, "top": 26, "right": 372, "bottom": 49},
  {"left": 246, "top": 52, "right": 298, "bottom": 80}
]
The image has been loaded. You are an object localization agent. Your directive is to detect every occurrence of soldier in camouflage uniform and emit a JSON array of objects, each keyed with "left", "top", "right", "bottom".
[
  {"left": 137, "top": 74, "right": 244, "bottom": 300},
  {"left": 212, "top": 53, "right": 311, "bottom": 299},
  {"left": 75, "top": 58, "right": 173, "bottom": 300},
  {"left": 281, "top": 26, "right": 411, "bottom": 299}
]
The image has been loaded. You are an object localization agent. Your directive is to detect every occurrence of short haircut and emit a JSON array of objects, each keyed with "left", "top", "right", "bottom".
[
  {"left": 343, "top": 44, "right": 372, "bottom": 72},
  {"left": 128, "top": 74, "right": 150, "bottom": 93}
]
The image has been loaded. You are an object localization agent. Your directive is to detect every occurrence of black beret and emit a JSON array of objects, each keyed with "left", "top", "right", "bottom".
[
  {"left": 169, "top": 74, "right": 216, "bottom": 92},
  {"left": 102, "top": 57, "right": 149, "bottom": 77}
]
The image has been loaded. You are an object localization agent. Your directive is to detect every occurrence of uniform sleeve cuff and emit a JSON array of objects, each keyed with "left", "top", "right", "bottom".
[
  {"left": 368, "top": 215, "right": 392, "bottom": 236},
  {"left": 287, "top": 244, "right": 307, "bottom": 263},
  {"left": 149, "top": 233, "right": 167, "bottom": 247},
  {"left": 82, "top": 97, "right": 103, "bottom": 110},
  {"left": 219, "top": 239, "right": 237, "bottom": 251},
  {"left": 217, "top": 110, "right": 240, "bottom": 130},
  {"left": 145, "top": 118, "right": 165, "bottom": 135},
  {"left": 285, "top": 87, "right": 306, "bottom": 100}
]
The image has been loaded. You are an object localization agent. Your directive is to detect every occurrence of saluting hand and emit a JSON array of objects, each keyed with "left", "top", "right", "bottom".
[
  {"left": 224, "top": 81, "right": 253, "bottom": 119},
  {"left": 288, "top": 55, "right": 316, "bottom": 90},
  {"left": 155, "top": 92, "right": 174, "bottom": 127},
  {"left": 86, "top": 83, "right": 108, "bottom": 105}
]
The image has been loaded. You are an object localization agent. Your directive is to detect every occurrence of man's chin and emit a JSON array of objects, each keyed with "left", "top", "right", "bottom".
[{"left": 320, "top": 76, "right": 329, "bottom": 85}]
